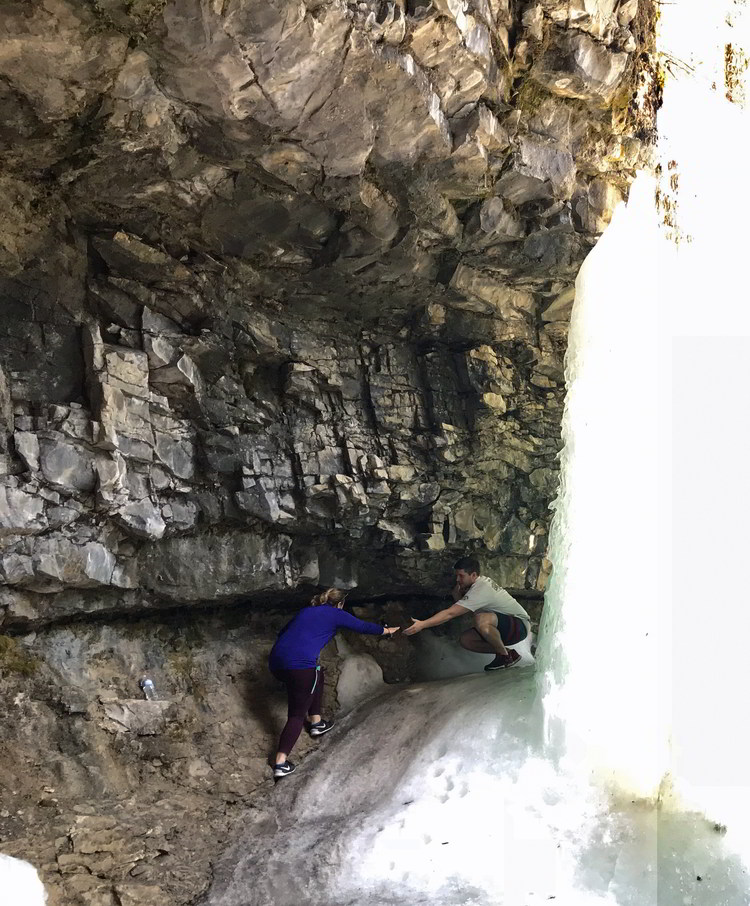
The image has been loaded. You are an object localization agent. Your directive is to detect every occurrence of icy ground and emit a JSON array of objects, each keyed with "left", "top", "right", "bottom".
[{"left": 200, "top": 666, "right": 749, "bottom": 906}]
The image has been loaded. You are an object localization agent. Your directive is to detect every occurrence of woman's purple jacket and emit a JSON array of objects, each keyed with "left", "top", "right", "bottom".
[{"left": 269, "top": 604, "right": 384, "bottom": 670}]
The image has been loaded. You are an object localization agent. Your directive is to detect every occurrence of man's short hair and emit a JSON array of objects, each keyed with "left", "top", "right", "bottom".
[{"left": 454, "top": 556, "right": 480, "bottom": 574}]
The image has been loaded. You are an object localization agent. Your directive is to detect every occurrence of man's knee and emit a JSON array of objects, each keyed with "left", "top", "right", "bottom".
[{"left": 474, "top": 613, "right": 497, "bottom": 634}]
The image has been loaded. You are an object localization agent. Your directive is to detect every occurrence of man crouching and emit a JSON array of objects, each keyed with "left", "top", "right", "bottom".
[{"left": 403, "top": 556, "right": 531, "bottom": 671}]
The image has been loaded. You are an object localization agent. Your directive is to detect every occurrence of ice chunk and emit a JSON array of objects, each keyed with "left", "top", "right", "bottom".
[{"left": 0, "top": 854, "right": 46, "bottom": 905}]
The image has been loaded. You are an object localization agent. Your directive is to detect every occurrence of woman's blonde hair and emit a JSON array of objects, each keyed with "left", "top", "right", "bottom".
[{"left": 310, "top": 587, "right": 347, "bottom": 607}]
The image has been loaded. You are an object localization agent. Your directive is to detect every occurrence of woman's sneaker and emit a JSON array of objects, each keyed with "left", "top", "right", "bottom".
[
  {"left": 273, "top": 760, "right": 296, "bottom": 779},
  {"left": 485, "top": 650, "right": 522, "bottom": 671},
  {"left": 308, "top": 719, "right": 335, "bottom": 737}
]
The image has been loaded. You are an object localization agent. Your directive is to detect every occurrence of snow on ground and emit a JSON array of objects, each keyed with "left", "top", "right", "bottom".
[{"left": 0, "top": 853, "right": 47, "bottom": 906}]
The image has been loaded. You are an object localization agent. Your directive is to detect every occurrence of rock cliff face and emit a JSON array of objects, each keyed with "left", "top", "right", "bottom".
[
  {"left": 0, "top": 0, "right": 658, "bottom": 902},
  {"left": 1, "top": 0, "right": 658, "bottom": 623}
]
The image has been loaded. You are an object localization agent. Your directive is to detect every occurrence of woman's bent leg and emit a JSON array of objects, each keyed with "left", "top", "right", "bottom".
[
  {"left": 275, "top": 667, "right": 318, "bottom": 762},
  {"left": 307, "top": 667, "right": 324, "bottom": 723}
]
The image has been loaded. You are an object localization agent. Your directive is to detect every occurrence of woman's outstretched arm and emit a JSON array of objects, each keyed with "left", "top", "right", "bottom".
[{"left": 335, "top": 610, "right": 399, "bottom": 636}]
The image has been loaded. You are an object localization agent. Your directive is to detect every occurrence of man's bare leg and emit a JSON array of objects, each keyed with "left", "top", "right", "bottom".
[
  {"left": 459, "top": 629, "right": 494, "bottom": 653},
  {"left": 475, "top": 613, "right": 508, "bottom": 656}
]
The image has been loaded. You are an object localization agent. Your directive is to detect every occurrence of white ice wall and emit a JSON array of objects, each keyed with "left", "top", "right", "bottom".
[{"left": 537, "top": 0, "right": 750, "bottom": 858}]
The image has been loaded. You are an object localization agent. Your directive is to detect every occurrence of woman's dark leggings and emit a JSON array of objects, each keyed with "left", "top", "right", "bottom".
[{"left": 272, "top": 666, "right": 324, "bottom": 757}]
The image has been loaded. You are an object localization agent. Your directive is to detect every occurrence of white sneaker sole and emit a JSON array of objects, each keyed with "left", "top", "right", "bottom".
[{"left": 309, "top": 724, "right": 334, "bottom": 737}]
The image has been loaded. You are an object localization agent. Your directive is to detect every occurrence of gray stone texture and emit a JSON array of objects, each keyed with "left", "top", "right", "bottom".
[{"left": 0, "top": 0, "right": 659, "bottom": 901}]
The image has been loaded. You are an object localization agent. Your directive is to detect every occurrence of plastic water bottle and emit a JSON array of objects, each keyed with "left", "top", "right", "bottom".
[{"left": 140, "top": 676, "right": 157, "bottom": 701}]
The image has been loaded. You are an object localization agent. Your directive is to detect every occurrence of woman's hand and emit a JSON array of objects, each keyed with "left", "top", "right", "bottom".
[
  {"left": 403, "top": 618, "right": 424, "bottom": 636},
  {"left": 382, "top": 626, "right": 400, "bottom": 636}
]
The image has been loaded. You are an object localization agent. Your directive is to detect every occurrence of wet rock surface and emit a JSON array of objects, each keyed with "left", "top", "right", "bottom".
[{"left": 0, "top": 0, "right": 658, "bottom": 901}]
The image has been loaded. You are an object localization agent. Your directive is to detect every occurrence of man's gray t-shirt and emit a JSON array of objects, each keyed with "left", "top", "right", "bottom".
[{"left": 458, "top": 576, "right": 531, "bottom": 631}]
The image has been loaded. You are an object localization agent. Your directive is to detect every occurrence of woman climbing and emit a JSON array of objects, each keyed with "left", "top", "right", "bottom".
[{"left": 268, "top": 587, "right": 399, "bottom": 779}]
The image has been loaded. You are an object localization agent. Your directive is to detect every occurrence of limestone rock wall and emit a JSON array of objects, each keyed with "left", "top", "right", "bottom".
[
  {"left": 1, "top": 276, "right": 565, "bottom": 624},
  {"left": 0, "top": 0, "right": 658, "bottom": 626}
]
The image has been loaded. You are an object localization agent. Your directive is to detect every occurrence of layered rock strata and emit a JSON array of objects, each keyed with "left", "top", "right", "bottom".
[{"left": 1, "top": 0, "right": 657, "bottom": 626}]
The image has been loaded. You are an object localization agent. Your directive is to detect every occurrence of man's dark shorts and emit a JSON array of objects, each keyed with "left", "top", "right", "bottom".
[{"left": 493, "top": 612, "right": 528, "bottom": 645}]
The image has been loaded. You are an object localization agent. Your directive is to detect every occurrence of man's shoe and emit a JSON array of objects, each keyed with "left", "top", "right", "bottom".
[
  {"left": 485, "top": 650, "right": 522, "bottom": 671},
  {"left": 273, "top": 760, "right": 296, "bottom": 779},
  {"left": 309, "top": 719, "right": 335, "bottom": 738}
]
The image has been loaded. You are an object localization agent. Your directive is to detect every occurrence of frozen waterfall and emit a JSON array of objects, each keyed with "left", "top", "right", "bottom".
[{"left": 539, "top": 0, "right": 750, "bottom": 859}]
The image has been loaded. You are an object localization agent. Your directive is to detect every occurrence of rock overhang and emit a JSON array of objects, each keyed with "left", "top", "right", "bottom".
[{"left": 0, "top": 0, "right": 660, "bottom": 624}]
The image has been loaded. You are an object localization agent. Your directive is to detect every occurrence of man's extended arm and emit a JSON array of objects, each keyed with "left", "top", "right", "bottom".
[{"left": 403, "top": 602, "right": 468, "bottom": 636}]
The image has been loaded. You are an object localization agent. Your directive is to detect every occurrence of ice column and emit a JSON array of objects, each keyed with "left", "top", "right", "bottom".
[{"left": 538, "top": 0, "right": 750, "bottom": 850}]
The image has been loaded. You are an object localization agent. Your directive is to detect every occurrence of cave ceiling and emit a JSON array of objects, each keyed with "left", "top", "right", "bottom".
[{"left": 0, "top": 0, "right": 658, "bottom": 621}]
